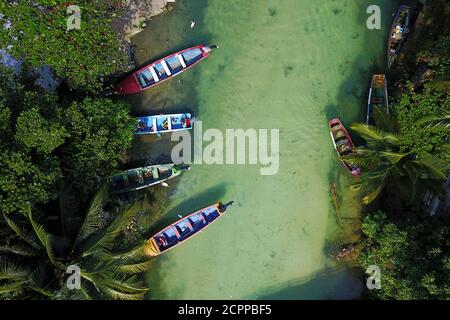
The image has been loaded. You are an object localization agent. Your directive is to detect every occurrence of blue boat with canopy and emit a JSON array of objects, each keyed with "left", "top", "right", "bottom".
[{"left": 135, "top": 113, "right": 192, "bottom": 135}]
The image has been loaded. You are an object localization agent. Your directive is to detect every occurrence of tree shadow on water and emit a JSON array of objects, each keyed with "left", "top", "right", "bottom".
[
  {"left": 252, "top": 266, "right": 364, "bottom": 300},
  {"left": 145, "top": 182, "right": 230, "bottom": 235}
]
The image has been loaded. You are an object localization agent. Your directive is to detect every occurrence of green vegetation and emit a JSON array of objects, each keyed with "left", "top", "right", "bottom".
[
  {"left": 395, "top": 88, "right": 449, "bottom": 164},
  {"left": 347, "top": 109, "right": 447, "bottom": 206},
  {"left": 359, "top": 211, "right": 450, "bottom": 299},
  {"left": 391, "top": 0, "right": 450, "bottom": 84},
  {"left": 0, "top": 189, "right": 150, "bottom": 299},
  {"left": 0, "top": 0, "right": 128, "bottom": 91},
  {"left": 0, "top": 1, "right": 149, "bottom": 300},
  {"left": 0, "top": 67, "right": 134, "bottom": 215},
  {"left": 352, "top": 0, "right": 450, "bottom": 300}
]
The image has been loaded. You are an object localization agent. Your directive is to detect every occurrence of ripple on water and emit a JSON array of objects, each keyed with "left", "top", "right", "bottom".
[{"left": 130, "top": 0, "right": 398, "bottom": 299}]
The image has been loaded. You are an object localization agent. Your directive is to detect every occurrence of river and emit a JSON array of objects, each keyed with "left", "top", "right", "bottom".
[{"left": 124, "top": 0, "right": 399, "bottom": 300}]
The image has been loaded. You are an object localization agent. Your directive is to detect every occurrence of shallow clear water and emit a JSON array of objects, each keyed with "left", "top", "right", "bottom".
[{"left": 127, "top": 0, "right": 399, "bottom": 299}]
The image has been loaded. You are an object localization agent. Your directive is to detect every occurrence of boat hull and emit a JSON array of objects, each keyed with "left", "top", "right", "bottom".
[
  {"left": 135, "top": 113, "right": 192, "bottom": 135},
  {"left": 387, "top": 5, "right": 411, "bottom": 68},
  {"left": 114, "top": 45, "right": 212, "bottom": 95},
  {"left": 145, "top": 201, "right": 233, "bottom": 256},
  {"left": 328, "top": 118, "right": 361, "bottom": 177},
  {"left": 110, "top": 163, "right": 189, "bottom": 194},
  {"left": 366, "top": 74, "right": 389, "bottom": 125}
]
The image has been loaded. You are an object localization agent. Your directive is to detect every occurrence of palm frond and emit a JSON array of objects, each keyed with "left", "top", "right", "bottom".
[
  {"left": 118, "top": 260, "right": 153, "bottom": 274},
  {"left": 110, "top": 241, "right": 148, "bottom": 261},
  {"left": 0, "top": 261, "right": 30, "bottom": 280},
  {"left": 0, "top": 243, "right": 39, "bottom": 257},
  {"left": 362, "top": 185, "right": 384, "bottom": 205},
  {"left": 97, "top": 274, "right": 148, "bottom": 295},
  {"left": 54, "top": 283, "right": 92, "bottom": 300},
  {"left": 350, "top": 123, "right": 400, "bottom": 148},
  {"left": 0, "top": 280, "right": 27, "bottom": 294},
  {"left": 344, "top": 149, "right": 383, "bottom": 169},
  {"left": 81, "top": 270, "right": 148, "bottom": 300},
  {"left": 378, "top": 150, "right": 410, "bottom": 165},
  {"left": 29, "top": 285, "right": 55, "bottom": 298},
  {"left": 99, "top": 286, "right": 147, "bottom": 300},
  {"left": 373, "top": 107, "right": 398, "bottom": 133},
  {"left": 73, "top": 187, "right": 108, "bottom": 250},
  {"left": 76, "top": 203, "right": 141, "bottom": 259},
  {"left": 3, "top": 214, "right": 40, "bottom": 250},
  {"left": 27, "top": 208, "right": 62, "bottom": 268},
  {"left": 416, "top": 110, "right": 450, "bottom": 129},
  {"left": 358, "top": 169, "right": 391, "bottom": 205},
  {"left": 412, "top": 159, "right": 447, "bottom": 180},
  {"left": 350, "top": 123, "right": 385, "bottom": 142}
]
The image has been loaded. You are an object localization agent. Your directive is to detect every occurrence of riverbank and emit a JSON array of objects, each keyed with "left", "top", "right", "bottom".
[
  {"left": 113, "top": 0, "right": 175, "bottom": 44},
  {"left": 355, "top": 0, "right": 450, "bottom": 300},
  {"left": 129, "top": 0, "right": 401, "bottom": 300},
  {"left": 389, "top": 0, "right": 450, "bottom": 95}
]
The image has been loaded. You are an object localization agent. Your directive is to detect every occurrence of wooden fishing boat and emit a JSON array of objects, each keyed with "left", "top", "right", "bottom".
[
  {"left": 387, "top": 5, "right": 412, "bottom": 68},
  {"left": 114, "top": 45, "right": 215, "bottom": 95},
  {"left": 135, "top": 113, "right": 192, "bottom": 135},
  {"left": 328, "top": 118, "right": 361, "bottom": 177},
  {"left": 366, "top": 74, "right": 389, "bottom": 125},
  {"left": 145, "top": 201, "right": 234, "bottom": 256},
  {"left": 110, "top": 164, "right": 190, "bottom": 194}
]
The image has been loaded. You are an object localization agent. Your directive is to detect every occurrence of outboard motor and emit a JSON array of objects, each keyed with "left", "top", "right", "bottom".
[
  {"left": 203, "top": 45, "right": 219, "bottom": 54},
  {"left": 219, "top": 201, "right": 234, "bottom": 212}
]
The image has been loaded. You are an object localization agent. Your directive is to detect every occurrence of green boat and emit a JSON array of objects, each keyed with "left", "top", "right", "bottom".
[
  {"left": 366, "top": 74, "right": 389, "bottom": 125},
  {"left": 110, "top": 164, "right": 190, "bottom": 194}
]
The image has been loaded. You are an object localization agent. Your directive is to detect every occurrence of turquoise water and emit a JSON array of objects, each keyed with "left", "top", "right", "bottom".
[{"left": 127, "top": 0, "right": 399, "bottom": 299}]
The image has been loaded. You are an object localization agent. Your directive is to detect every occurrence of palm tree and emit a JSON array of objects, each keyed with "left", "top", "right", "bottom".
[
  {"left": 345, "top": 120, "right": 446, "bottom": 205},
  {"left": 0, "top": 188, "right": 152, "bottom": 300}
]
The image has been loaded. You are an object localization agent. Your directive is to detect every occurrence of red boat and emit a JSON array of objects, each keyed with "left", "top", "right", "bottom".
[
  {"left": 114, "top": 45, "right": 215, "bottom": 95},
  {"left": 328, "top": 118, "right": 361, "bottom": 177},
  {"left": 144, "top": 201, "right": 234, "bottom": 257}
]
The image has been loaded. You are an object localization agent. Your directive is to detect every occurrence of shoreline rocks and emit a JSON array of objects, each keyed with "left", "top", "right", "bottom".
[{"left": 114, "top": 0, "right": 174, "bottom": 43}]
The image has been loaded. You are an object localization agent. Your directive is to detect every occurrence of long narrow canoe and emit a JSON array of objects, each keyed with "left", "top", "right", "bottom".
[
  {"left": 110, "top": 164, "right": 190, "bottom": 194},
  {"left": 145, "top": 201, "right": 234, "bottom": 257},
  {"left": 328, "top": 118, "right": 361, "bottom": 177},
  {"left": 135, "top": 113, "right": 192, "bottom": 135},
  {"left": 387, "top": 5, "right": 412, "bottom": 68},
  {"left": 114, "top": 45, "right": 215, "bottom": 95},
  {"left": 366, "top": 74, "right": 389, "bottom": 125}
]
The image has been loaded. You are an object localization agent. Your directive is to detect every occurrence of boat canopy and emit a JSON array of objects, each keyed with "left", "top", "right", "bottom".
[
  {"left": 111, "top": 166, "right": 174, "bottom": 192},
  {"left": 135, "top": 113, "right": 192, "bottom": 135},
  {"left": 154, "top": 206, "right": 221, "bottom": 252},
  {"left": 181, "top": 48, "right": 204, "bottom": 66}
]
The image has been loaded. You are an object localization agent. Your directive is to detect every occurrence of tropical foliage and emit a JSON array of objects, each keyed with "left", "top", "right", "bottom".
[
  {"left": 394, "top": 88, "right": 449, "bottom": 165},
  {"left": 0, "top": 67, "right": 134, "bottom": 215},
  {"left": 346, "top": 110, "right": 446, "bottom": 205},
  {"left": 0, "top": 0, "right": 128, "bottom": 91},
  {"left": 0, "top": 0, "right": 154, "bottom": 301},
  {"left": 0, "top": 188, "right": 151, "bottom": 300},
  {"left": 391, "top": 0, "right": 450, "bottom": 82},
  {"left": 355, "top": 1, "right": 450, "bottom": 301},
  {"left": 359, "top": 211, "right": 450, "bottom": 300},
  {"left": 414, "top": 0, "right": 450, "bottom": 77}
]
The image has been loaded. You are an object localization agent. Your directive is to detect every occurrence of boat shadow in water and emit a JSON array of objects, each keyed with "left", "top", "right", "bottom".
[
  {"left": 249, "top": 266, "right": 364, "bottom": 300},
  {"left": 144, "top": 182, "right": 230, "bottom": 238},
  {"left": 125, "top": 0, "right": 213, "bottom": 117}
]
